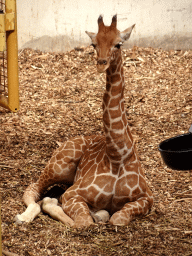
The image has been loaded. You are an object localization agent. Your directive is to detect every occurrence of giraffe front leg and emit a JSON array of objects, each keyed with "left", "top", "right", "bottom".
[
  {"left": 109, "top": 196, "right": 153, "bottom": 226},
  {"left": 62, "top": 194, "right": 94, "bottom": 228}
]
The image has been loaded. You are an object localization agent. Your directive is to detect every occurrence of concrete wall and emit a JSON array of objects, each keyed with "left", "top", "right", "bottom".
[{"left": 17, "top": 0, "right": 192, "bottom": 52}]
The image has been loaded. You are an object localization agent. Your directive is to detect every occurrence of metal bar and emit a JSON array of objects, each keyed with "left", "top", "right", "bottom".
[
  {"left": 0, "top": 1, "right": 6, "bottom": 98},
  {"left": 3, "top": 51, "right": 6, "bottom": 92},
  {"left": 5, "top": 0, "right": 19, "bottom": 112},
  {"left": 0, "top": 197, "right": 2, "bottom": 256}
]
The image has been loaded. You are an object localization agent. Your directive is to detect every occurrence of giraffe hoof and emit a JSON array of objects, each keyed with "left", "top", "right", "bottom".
[
  {"left": 91, "top": 210, "right": 110, "bottom": 223},
  {"left": 14, "top": 214, "right": 25, "bottom": 225},
  {"left": 42, "top": 197, "right": 58, "bottom": 206},
  {"left": 14, "top": 214, "right": 34, "bottom": 224},
  {"left": 14, "top": 203, "right": 41, "bottom": 224},
  {"left": 42, "top": 197, "right": 59, "bottom": 215},
  {"left": 90, "top": 212, "right": 102, "bottom": 223}
]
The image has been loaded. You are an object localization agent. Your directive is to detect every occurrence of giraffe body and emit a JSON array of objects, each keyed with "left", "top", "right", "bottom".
[{"left": 15, "top": 15, "right": 153, "bottom": 228}]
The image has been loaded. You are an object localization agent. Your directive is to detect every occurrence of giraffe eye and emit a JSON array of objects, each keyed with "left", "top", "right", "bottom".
[
  {"left": 91, "top": 43, "right": 96, "bottom": 49},
  {"left": 115, "top": 43, "right": 123, "bottom": 49}
]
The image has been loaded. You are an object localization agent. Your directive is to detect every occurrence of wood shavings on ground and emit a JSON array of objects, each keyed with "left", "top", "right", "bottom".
[{"left": 0, "top": 46, "right": 192, "bottom": 255}]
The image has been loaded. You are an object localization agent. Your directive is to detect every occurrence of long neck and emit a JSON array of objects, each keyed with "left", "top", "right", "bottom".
[{"left": 103, "top": 49, "right": 134, "bottom": 163}]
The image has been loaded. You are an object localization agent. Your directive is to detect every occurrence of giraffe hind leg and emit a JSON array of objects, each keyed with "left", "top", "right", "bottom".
[
  {"left": 15, "top": 185, "right": 67, "bottom": 224},
  {"left": 15, "top": 136, "right": 87, "bottom": 224},
  {"left": 41, "top": 197, "right": 74, "bottom": 227},
  {"left": 15, "top": 202, "right": 41, "bottom": 224}
]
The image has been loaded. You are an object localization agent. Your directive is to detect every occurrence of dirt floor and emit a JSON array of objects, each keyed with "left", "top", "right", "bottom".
[{"left": 1, "top": 46, "right": 192, "bottom": 255}]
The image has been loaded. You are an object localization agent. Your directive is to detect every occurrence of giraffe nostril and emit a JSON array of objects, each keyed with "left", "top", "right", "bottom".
[{"left": 97, "top": 59, "right": 108, "bottom": 65}]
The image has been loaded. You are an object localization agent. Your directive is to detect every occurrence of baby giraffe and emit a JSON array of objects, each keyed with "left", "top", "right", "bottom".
[{"left": 15, "top": 15, "right": 153, "bottom": 228}]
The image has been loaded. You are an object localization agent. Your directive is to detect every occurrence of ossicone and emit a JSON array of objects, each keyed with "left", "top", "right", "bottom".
[
  {"left": 111, "top": 14, "right": 117, "bottom": 28},
  {"left": 98, "top": 15, "right": 104, "bottom": 26}
]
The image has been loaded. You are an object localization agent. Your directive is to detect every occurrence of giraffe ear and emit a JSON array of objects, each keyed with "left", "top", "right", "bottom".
[
  {"left": 120, "top": 24, "right": 135, "bottom": 42},
  {"left": 85, "top": 31, "right": 97, "bottom": 41}
]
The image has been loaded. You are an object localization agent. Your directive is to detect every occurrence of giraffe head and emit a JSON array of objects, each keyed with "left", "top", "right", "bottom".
[{"left": 86, "top": 15, "right": 135, "bottom": 73}]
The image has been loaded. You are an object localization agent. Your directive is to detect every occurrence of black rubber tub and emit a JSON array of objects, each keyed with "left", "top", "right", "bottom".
[{"left": 159, "top": 125, "right": 192, "bottom": 170}]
